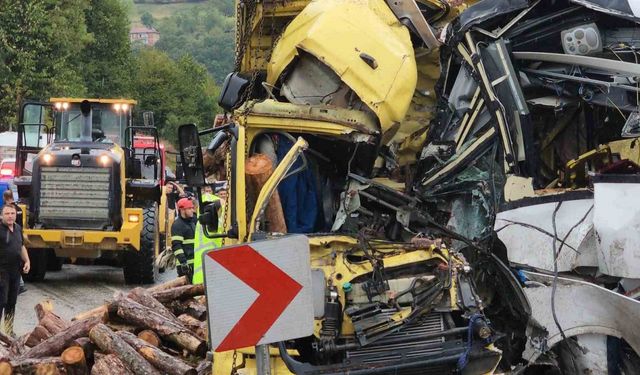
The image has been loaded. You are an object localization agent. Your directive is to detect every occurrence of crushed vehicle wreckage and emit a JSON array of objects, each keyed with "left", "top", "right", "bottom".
[
  {"left": 181, "top": 0, "right": 640, "bottom": 373},
  {"left": 420, "top": 0, "right": 640, "bottom": 373}
]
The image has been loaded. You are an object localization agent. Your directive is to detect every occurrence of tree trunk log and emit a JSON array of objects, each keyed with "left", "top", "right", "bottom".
[
  {"left": 245, "top": 153, "right": 287, "bottom": 233},
  {"left": 177, "top": 315, "right": 207, "bottom": 341},
  {"left": 137, "top": 331, "right": 160, "bottom": 348},
  {"left": 147, "top": 277, "right": 188, "bottom": 293},
  {"left": 26, "top": 326, "right": 52, "bottom": 347},
  {"left": 0, "top": 345, "right": 9, "bottom": 361},
  {"left": 40, "top": 313, "right": 68, "bottom": 336},
  {"left": 34, "top": 301, "right": 54, "bottom": 321},
  {"left": 90, "top": 353, "right": 133, "bottom": 375},
  {"left": 10, "top": 334, "right": 28, "bottom": 357},
  {"left": 61, "top": 346, "right": 87, "bottom": 375},
  {"left": 22, "top": 315, "right": 105, "bottom": 359},
  {"left": 195, "top": 358, "right": 212, "bottom": 375},
  {"left": 0, "top": 331, "right": 15, "bottom": 348},
  {"left": 105, "top": 322, "right": 137, "bottom": 333},
  {"left": 115, "top": 298, "right": 206, "bottom": 356},
  {"left": 72, "top": 300, "right": 119, "bottom": 323},
  {"left": 71, "top": 337, "right": 95, "bottom": 362},
  {"left": 128, "top": 288, "right": 177, "bottom": 323},
  {"left": 117, "top": 331, "right": 196, "bottom": 375},
  {"left": 9, "top": 357, "right": 64, "bottom": 375},
  {"left": 151, "top": 284, "right": 205, "bottom": 304},
  {"left": 89, "top": 324, "right": 160, "bottom": 375},
  {"left": 184, "top": 299, "right": 206, "bottom": 321}
]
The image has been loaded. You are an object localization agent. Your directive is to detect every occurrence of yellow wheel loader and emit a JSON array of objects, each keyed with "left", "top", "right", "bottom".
[{"left": 14, "top": 98, "right": 167, "bottom": 284}]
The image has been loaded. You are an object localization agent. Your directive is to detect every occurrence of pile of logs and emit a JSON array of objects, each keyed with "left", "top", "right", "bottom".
[{"left": 0, "top": 277, "right": 211, "bottom": 375}]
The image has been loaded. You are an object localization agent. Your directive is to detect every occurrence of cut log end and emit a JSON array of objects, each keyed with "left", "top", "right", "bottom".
[
  {"left": 137, "top": 330, "right": 160, "bottom": 347},
  {"left": 61, "top": 346, "right": 87, "bottom": 375},
  {"left": 61, "top": 346, "right": 84, "bottom": 364}
]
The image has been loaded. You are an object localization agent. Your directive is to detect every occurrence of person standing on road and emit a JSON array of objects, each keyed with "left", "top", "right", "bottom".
[
  {"left": 0, "top": 204, "right": 30, "bottom": 336},
  {"left": 3, "top": 190, "right": 26, "bottom": 295},
  {"left": 3, "top": 191, "right": 22, "bottom": 229},
  {"left": 171, "top": 198, "right": 196, "bottom": 279}
]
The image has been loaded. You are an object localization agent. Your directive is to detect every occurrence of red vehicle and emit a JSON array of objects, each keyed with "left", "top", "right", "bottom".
[{"left": 0, "top": 158, "right": 16, "bottom": 180}]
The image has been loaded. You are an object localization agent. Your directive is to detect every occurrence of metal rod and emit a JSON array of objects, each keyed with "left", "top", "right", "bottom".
[{"left": 256, "top": 344, "right": 271, "bottom": 375}]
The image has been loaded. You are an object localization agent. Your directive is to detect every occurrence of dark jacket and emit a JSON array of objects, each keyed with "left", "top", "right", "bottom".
[{"left": 171, "top": 215, "right": 195, "bottom": 265}]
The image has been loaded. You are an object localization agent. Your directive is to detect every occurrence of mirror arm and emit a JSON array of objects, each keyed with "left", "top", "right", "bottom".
[
  {"left": 198, "top": 122, "right": 237, "bottom": 138},
  {"left": 202, "top": 224, "right": 238, "bottom": 239}
]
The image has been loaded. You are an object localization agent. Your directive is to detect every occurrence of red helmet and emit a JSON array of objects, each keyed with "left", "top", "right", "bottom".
[{"left": 177, "top": 198, "right": 194, "bottom": 210}]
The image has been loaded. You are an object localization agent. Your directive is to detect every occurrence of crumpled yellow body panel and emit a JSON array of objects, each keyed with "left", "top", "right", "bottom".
[{"left": 267, "top": 0, "right": 417, "bottom": 132}]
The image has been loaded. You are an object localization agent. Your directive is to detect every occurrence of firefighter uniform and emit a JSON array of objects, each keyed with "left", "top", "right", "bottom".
[{"left": 171, "top": 199, "right": 196, "bottom": 276}]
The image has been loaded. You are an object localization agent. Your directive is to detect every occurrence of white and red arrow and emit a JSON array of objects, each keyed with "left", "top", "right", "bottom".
[{"left": 204, "top": 235, "right": 314, "bottom": 352}]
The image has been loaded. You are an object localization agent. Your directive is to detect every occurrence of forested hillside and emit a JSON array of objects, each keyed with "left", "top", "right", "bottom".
[{"left": 0, "top": 0, "right": 234, "bottom": 147}]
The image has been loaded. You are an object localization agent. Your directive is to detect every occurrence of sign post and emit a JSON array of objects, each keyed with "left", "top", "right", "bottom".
[
  {"left": 203, "top": 235, "right": 314, "bottom": 374},
  {"left": 255, "top": 344, "right": 271, "bottom": 375}
]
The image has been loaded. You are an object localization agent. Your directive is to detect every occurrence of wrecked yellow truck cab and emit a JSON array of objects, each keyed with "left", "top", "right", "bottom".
[{"left": 190, "top": 102, "right": 506, "bottom": 373}]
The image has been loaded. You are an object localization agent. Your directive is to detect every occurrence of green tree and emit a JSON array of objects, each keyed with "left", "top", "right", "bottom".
[
  {"left": 140, "top": 11, "right": 155, "bottom": 28},
  {"left": 81, "top": 0, "right": 133, "bottom": 98},
  {"left": 131, "top": 49, "right": 219, "bottom": 146},
  {"left": 0, "top": 0, "right": 91, "bottom": 128},
  {"left": 154, "top": 0, "right": 235, "bottom": 83}
]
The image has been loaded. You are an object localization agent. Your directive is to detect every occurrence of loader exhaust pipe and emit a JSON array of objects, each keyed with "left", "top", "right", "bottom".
[{"left": 80, "top": 100, "right": 92, "bottom": 143}]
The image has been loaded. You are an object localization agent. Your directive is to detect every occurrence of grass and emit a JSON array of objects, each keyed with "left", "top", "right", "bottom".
[{"left": 129, "top": 1, "right": 207, "bottom": 27}]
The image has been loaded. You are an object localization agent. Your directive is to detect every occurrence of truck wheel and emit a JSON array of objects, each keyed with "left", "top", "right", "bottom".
[
  {"left": 46, "top": 249, "right": 64, "bottom": 271},
  {"left": 123, "top": 203, "right": 158, "bottom": 284},
  {"left": 24, "top": 249, "right": 47, "bottom": 282}
]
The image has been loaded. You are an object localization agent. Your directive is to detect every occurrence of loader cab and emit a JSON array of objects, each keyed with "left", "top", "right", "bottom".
[{"left": 51, "top": 99, "right": 134, "bottom": 146}]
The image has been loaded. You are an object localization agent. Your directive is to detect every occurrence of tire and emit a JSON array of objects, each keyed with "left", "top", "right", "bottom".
[
  {"left": 46, "top": 249, "right": 64, "bottom": 271},
  {"left": 123, "top": 203, "right": 158, "bottom": 284},
  {"left": 24, "top": 249, "right": 47, "bottom": 282}
]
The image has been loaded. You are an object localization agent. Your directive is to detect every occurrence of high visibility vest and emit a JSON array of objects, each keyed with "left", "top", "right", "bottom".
[
  {"left": 192, "top": 222, "right": 222, "bottom": 284},
  {"left": 192, "top": 193, "right": 223, "bottom": 284}
]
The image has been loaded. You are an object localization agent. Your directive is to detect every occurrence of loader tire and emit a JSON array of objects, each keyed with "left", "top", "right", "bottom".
[
  {"left": 24, "top": 249, "right": 47, "bottom": 282},
  {"left": 123, "top": 203, "right": 158, "bottom": 284},
  {"left": 46, "top": 249, "right": 64, "bottom": 271}
]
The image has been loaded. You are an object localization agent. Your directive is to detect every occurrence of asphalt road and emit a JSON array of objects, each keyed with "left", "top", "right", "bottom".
[{"left": 14, "top": 264, "right": 175, "bottom": 336}]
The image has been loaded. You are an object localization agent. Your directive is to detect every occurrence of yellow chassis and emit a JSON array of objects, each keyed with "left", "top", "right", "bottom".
[{"left": 24, "top": 208, "right": 143, "bottom": 257}]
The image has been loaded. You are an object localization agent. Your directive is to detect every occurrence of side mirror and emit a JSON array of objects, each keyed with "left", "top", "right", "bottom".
[
  {"left": 218, "top": 72, "right": 251, "bottom": 111},
  {"left": 198, "top": 201, "right": 220, "bottom": 229},
  {"left": 178, "top": 124, "right": 205, "bottom": 187}
]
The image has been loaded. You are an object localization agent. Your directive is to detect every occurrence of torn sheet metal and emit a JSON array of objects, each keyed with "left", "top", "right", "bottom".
[
  {"left": 522, "top": 271, "right": 640, "bottom": 363},
  {"left": 456, "top": 0, "right": 530, "bottom": 34},
  {"left": 495, "top": 194, "right": 596, "bottom": 272},
  {"left": 593, "top": 174, "right": 640, "bottom": 278},
  {"left": 570, "top": 0, "right": 640, "bottom": 22}
]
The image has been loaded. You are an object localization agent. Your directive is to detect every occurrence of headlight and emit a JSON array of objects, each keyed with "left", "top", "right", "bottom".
[
  {"left": 54, "top": 102, "right": 69, "bottom": 111},
  {"left": 121, "top": 103, "right": 129, "bottom": 111},
  {"left": 98, "top": 154, "right": 111, "bottom": 166},
  {"left": 128, "top": 214, "right": 140, "bottom": 223},
  {"left": 42, "top": 153, "right": 53, "bottom": 164},
  {"left": 113, "top": 103, "right": 122, "bottom": 111}
]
